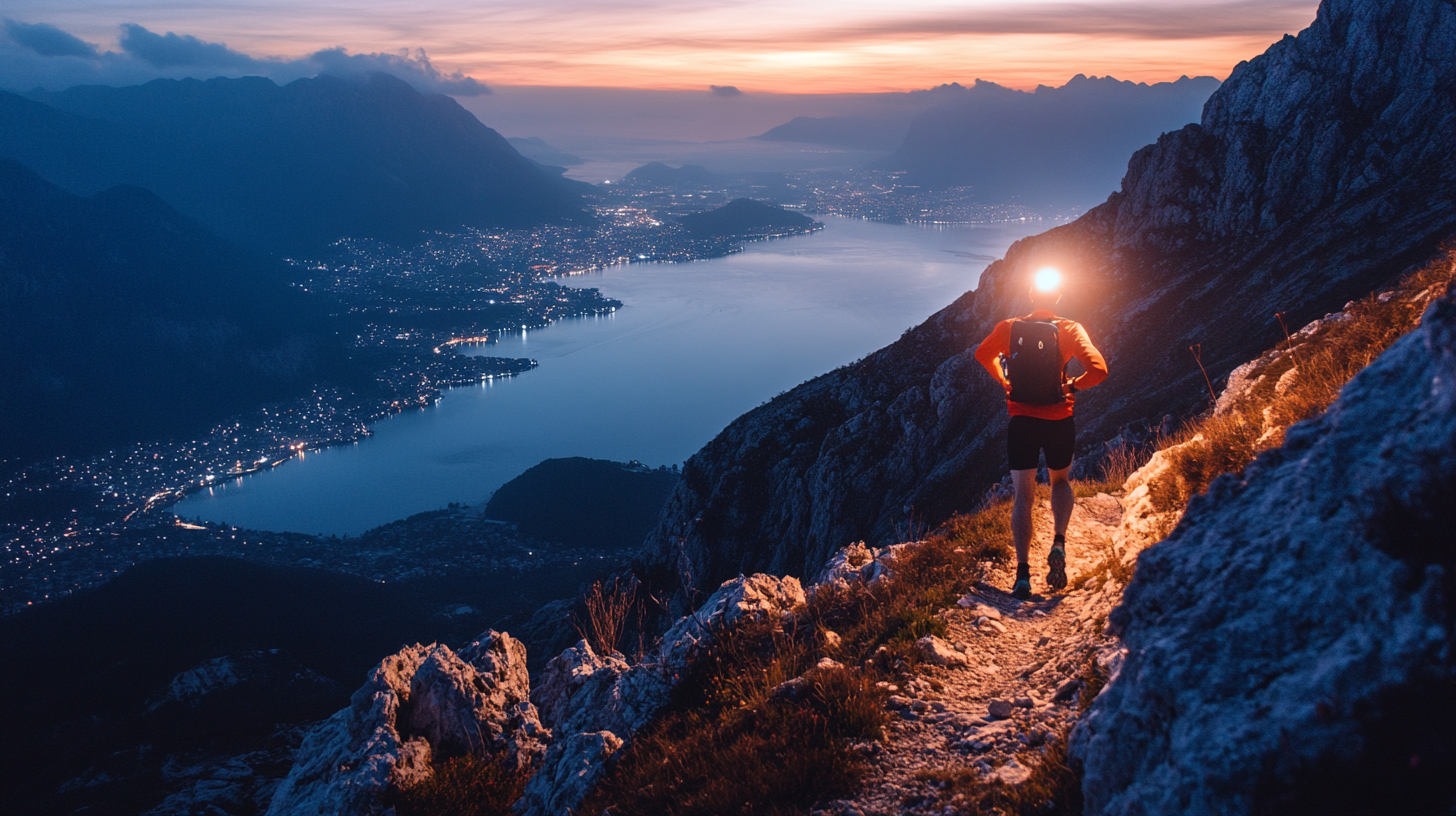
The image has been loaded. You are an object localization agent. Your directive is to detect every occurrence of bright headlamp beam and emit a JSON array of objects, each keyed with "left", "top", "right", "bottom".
[{"left": 1034, "top": 267, "right": 1062, "bottom": 292}]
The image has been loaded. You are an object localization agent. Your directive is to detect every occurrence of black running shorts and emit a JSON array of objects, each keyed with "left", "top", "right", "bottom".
[{"left": 1007, "top": 415, "right": 1076, "bottom": 471}]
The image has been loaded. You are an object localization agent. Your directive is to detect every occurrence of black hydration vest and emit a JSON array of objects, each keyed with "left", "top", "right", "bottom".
[{"left": 1006, "top": 320, "right": 1066, "bottom": 406}]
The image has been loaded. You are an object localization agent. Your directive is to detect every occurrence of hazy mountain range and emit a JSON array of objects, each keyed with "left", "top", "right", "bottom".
[
  {"left": 0, "top": 72, "right": 590, "bottom": 255},
  {"left": 0, "top": 160, "right": 345, "bottom": 460}
]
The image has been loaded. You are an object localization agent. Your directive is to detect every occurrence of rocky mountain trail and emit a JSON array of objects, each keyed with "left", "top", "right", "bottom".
[
  {"left": 821, "top": 490, "right": 1137, "bottom": 816},
  {"left": 641, "top": 0, "right": 1456, "bottom": 605}
]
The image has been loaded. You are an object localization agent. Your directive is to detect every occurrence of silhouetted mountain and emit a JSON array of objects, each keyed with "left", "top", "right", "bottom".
[
  {"left": 753, "top": 115, "right": 913, "bottom": 151},
  {"left": 871, "top": 75, "right": 1219, "bottom": 206},
  {"left": 0, "top": 73, "right": 589, "bottom": 254},
  {"left": 484, "top": 458, "right": 680, "bottom": 550},
  {"left": 508, "top": 136, "right": 585, "bottom": 167},
  {"left": 678, "top": 198, "right": 818, "bottom": 238},
  {"left": 0, "top": 159, "right": 345, "bottom": 460},
  {"left": 642, "top": 0, "right": 1456, "bottom": 594},
  {"left": 623, "top": 162, "right": 725, "bottom": 190}
]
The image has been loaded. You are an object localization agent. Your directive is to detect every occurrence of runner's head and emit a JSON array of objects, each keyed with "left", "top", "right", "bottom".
[{"left": 1029, "top": 267, "right": 1063, "bottom": 307}]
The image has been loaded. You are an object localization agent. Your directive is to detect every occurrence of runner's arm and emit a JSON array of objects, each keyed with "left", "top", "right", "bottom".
[
  {"left": 1066, "top": 323, "right": 1108, "bottom": 391},
  {"left": 974, "top": 321, "right": 1013, "bottom": 391}
]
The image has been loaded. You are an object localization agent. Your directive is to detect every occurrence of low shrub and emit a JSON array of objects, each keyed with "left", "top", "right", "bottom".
[{"left": 385, "top": 755, "right": 529, "bottom": 816}]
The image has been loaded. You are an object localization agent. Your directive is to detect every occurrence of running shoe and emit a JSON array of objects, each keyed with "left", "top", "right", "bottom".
[
  {"left": 1012, "top": 563, "right": 1032, "bottom": 600},
  {"left": 1047, "top": 545, "right": 1068, "bottom": 591}
]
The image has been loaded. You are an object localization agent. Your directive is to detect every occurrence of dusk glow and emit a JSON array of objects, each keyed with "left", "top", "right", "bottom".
[{"left": 5, "top": 0, "right": 1321, "bottom": 91}]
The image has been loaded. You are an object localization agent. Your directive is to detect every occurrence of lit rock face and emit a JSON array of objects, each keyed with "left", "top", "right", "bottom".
[
  {"left": 642, "top": 0, "right": 1456, "bottom": 596},
  {"left": 1071, "top": 287, "right": 1456, "bottom": 813},
  {"left": 265, "top": 631, "right": 545, "bottom": 816},
  {"left": 518, "top": 574, "right": 805, "bottom": 816}
]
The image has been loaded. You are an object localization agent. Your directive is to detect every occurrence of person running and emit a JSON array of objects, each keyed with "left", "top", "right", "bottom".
[{"left": 974, "top": 268, "right": 1107, "bottom": 600}]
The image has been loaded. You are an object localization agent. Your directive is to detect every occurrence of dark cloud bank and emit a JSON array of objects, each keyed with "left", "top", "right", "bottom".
[{"left": 0, "top": 17, "right": 488, "bottom": 96}]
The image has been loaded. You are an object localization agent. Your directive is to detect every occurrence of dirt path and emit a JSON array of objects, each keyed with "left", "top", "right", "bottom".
[{"left": 824, "top": 492, "right": 1129, "bottom": 816}]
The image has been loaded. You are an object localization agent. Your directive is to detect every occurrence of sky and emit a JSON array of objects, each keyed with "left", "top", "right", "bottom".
[{"left": 1, "top": 0, "right": 1322, "bottom": 94}]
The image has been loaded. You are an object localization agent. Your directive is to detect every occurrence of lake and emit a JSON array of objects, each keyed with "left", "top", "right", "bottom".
[{"left": 174, "top": 216, "right": 1053, "bottom": 534}]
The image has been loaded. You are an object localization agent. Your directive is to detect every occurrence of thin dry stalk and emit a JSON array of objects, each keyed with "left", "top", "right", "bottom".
[{"left": 574, "top": 578, "right": 638, "bottom": 656}]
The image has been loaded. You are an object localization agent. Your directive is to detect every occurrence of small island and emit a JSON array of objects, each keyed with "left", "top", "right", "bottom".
[{"left": 678, "top": 198, "right": 821, "bottom": 239}]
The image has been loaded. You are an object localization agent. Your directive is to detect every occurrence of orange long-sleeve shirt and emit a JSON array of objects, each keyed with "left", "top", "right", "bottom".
[{"left": 974, "top": 308, "right": 1108, "bottom": 420}]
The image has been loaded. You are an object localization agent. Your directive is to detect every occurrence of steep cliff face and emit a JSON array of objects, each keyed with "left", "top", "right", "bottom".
[
  {"left": 1070, "top": 284, "right": 1456, "bottom": 815},
  {"left": 642, "top": 0, "right": 1456, "bottom": 595}
]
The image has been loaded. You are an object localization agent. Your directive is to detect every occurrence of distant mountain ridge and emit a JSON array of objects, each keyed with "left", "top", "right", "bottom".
[
  {"left": 754, "top": 115, "right": 917, "bottom": 151},
  {"left": 640, "top": 0, "right": 1456, "bottom": 594},
  {"left": 0, "top": 159, "right": 343, "bottom": 459},
  {"left": 0, "top": 73, "right": 589, "bottom": 254},
  {"left": 872, "top": 75, "right": 1220, "bottom": 205},
  {"left": 624, "top": 162, "right": 725, "bottom": 190}
]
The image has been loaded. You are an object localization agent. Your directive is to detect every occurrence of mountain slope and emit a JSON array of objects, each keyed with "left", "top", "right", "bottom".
[
  {"left": 0, "top": 73, "right": 588, "bottom": 254},
  {"left": 0, "top": 159, "right": 342, "bottom": 459},
  {"left": 640, "top": 0, "right": 1456, "bottom": 596}
]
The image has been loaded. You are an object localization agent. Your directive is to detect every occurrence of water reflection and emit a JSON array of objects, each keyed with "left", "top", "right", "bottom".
[{"left": 174, "top": 216, "right": 1048, "bottom": 534}]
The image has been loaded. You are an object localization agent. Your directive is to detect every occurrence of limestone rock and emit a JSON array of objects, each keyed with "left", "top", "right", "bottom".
[
  {"left": 519, "top": 574, "right": 802, "bottom": 816},
  {"left": 987, "top": 700, "right": 1015, "bottom": 720},
  {"left": 655, "top": 573, "right": 805, "bottom": 667},
  {"left": 1071, "top": 284, "right": 1456, "bottom": 811},
  {"left": 518, "top": 731, "right": 622, "bottom": 816},
  {"left": 812, "top": 541, "right": 876, "bottom": 589},
  {"left": 531, "top": 640, "right": 629, "bottom": 730},
  {"left": 1110, "top": 433, "right": 1207, "bottom": 566},
  {"left": 266, "top": 631, "right": 545, "bottom": 816},
  {"left": 917, "top": 635, "right": 970, "bottom": 667}
]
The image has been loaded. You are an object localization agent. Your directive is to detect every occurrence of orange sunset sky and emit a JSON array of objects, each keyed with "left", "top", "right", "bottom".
[{"left": 6, "top": 0, "right": 1322, "bottom": 92}]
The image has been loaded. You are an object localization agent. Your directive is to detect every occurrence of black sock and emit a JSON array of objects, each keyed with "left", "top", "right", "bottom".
[
  {"left": 1017, "top": 563, "right": 1031, "bottom": 580},
  {"left": 1053, "top": 533, "right": 1066, "bottom": 547}
]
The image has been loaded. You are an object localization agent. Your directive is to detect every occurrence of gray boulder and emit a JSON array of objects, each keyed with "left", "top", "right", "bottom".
[
  {"left": 1070, "top": 286, "right": 1456, "bottom": 812},
  {"left": 517, "top": 574, "right": 804, "bottom": 816}
]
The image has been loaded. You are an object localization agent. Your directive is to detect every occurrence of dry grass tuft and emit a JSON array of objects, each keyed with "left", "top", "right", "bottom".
[
  {"left": 1154, "top": 255, "right": 1454, "bottom": 514},
  {"left": 579, "top": 620, "right": 886, "bottom": 816},
  {"left": 385, "top": 755, "right": 528, "bottom": 816},
  {"left": 574, "top": 577, "right": 640, "bottom": 657}
]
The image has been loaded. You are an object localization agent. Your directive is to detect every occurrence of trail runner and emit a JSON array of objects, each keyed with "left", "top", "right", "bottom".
[{"left": 974, "top": 269, "right": 1108, "bottom": 600}]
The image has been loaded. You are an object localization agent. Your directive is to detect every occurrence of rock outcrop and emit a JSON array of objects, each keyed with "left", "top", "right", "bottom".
[
  {"left": 1071, "top": 285, "right": 1456, "bottom": 813},
  {"left": 519, "top": 573, "right": 805, "bottom": 816},
  {"left": 266, "top": 630, "right": 545, "bottom": 816},
  {"left": 641, "top": 0, "right": 1456, "bottom": 597}
]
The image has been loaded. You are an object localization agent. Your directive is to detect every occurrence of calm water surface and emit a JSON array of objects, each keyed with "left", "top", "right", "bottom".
[{"left": 175, "top": 216, "right": 1050, "bottom": 534}]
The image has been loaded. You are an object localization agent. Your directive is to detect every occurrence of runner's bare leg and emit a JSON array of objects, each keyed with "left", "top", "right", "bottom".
[
  {"left": 1049, "top": 465, "right": 1074, "bottom": 540},
  {"left": 1011, "top": 468, "right": 1038, "bottom": 566}
]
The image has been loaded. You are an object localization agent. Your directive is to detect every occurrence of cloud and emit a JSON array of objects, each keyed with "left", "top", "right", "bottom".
[
  {"left": 813, "top": 0, "right": 1318, "bottom": 44},
  {"left": 308, "top": 47, "right": 489, "bottom": 95},
  {"left": 709, "top": 84, "right": 742, "bottom": 96},
  {"left": 2, "top": 18, "right": 99, "bottom": 59},
  {"left": 119, "top": 23, "right": 257, "bottom": 69},
  {"left": 0, "top": 20, "right": 487, "bottom": 96}
]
